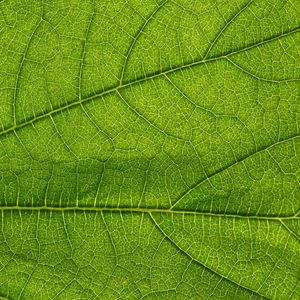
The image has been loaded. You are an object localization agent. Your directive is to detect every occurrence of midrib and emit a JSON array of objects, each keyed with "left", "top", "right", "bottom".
[{"left": 0, "top": 205, "right": 299, "bottom": 221}]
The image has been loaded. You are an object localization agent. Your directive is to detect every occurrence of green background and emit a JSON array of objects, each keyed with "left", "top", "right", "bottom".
[{"left": 0, "top": 0, "right": 299, "bottom": 299}]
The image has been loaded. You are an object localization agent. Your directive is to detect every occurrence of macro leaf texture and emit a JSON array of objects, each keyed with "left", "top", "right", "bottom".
[{"left": 0, "top": 0, "right": 299, "bottom": 299}]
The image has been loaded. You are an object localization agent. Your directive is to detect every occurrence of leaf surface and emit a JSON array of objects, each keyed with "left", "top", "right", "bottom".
[{"left": 0, "top": 0, "right": 299, "bottom": 299}]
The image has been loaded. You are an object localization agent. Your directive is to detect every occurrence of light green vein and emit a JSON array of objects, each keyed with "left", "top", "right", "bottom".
[
  {"left": 0, "top": 206, "right": 299, "bottom": 221},
  {"left": 148, "top": 212, "right": 272, "bottom": 300},
  {"left": 0, "top": 26, "right": 298, "bottom": 139},
  {"left": 171, "top": 134, "right": 300, "bottom": 209}
]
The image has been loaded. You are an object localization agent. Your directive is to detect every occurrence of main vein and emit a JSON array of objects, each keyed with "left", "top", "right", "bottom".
[{"left": 0, "top": 205, "right": 299, "bottom": 221}]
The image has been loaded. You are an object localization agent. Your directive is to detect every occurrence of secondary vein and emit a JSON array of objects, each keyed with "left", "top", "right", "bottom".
[{"left": 0, "top": 26, "right": 298, "bottom": 138}]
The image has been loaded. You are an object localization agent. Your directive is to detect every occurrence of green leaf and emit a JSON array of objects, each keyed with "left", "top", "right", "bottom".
[{"left": 0, "top": 0, "right": 299, "bottom": 299}]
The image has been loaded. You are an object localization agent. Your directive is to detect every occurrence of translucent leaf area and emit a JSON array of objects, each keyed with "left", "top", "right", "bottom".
[{"left": 0, "top": 0, "right": 299, "bottom": 299}]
